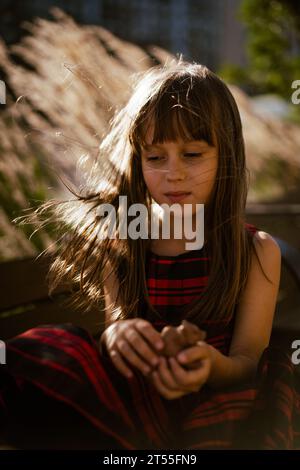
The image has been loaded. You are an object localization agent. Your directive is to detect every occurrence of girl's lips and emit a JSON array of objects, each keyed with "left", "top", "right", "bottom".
[{"left": 164, "top": 192, "right": 191, "bottom": 203}]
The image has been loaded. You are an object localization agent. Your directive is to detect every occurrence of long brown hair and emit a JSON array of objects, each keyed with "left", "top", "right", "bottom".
[{"left": 22, "top": 58, "right": 269, "bottom": 327}]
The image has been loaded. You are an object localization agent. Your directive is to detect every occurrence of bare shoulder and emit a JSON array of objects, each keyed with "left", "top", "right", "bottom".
[
  {"left": 229, "top": 230, "right": 282, "bottom": 361},
  {"left": 253, "top": 229, "right": 280, "bottom": 249},
  {"left": 252, "top": 230, "right": 281, "bottom": 280}
]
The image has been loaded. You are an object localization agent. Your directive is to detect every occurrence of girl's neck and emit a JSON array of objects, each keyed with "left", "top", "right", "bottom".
[{"left": 150, "top": 215, "right": 205, "bottom": 257}]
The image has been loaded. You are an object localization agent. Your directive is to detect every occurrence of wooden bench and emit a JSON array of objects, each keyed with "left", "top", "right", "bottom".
[
  {"left": 0, "top": 255, "right": 104, "bottom": 341},
  {"left": 0, "top": 237, "right": 299, "bottom": 345}
]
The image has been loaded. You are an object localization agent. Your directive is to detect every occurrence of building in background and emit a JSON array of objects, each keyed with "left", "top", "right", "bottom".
[{"left": 0, "top": 0, "right": 247, "bottom": 71}]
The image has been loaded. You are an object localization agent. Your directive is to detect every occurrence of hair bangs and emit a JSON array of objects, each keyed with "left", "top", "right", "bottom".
[{"left": 132, "top": 80, "right": 215, "bottom": 151}]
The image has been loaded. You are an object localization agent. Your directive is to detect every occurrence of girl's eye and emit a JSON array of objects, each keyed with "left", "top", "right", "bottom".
[
  {"left": 184, "top": 153, "right": 203, "bottom": 158},
  {"left": 144, "top": 153, "right": 203, "bottom": 162},
  {"left": 147, "top": 155, "right": 164, "bottom": 161}
]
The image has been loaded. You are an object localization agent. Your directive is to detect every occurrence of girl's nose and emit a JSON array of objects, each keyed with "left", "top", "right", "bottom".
[
  {"left": 166, "top": 160, "right": 186, "bottom": 182},
  {"left": 167, "top": 155, "right": 186, "bottom": 181}
]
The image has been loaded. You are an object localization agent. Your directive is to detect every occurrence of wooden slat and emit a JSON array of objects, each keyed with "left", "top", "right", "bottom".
[
  {"left": 0, "top": 294, "right": 105, "bottom": 340},
  {"left": 0, "top": 255, "right": 68, "bottom": 311},
  {"left": 246, "top": 204, "right": 300, "bottom": 215}
]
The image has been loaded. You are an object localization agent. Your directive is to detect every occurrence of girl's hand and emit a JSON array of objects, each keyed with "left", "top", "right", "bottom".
[
  {"left": 100, "top": 319, "right": 164, "bottom": 379},
  {"left": 148, "top": 341, "right": 212, "bottom": 400}
]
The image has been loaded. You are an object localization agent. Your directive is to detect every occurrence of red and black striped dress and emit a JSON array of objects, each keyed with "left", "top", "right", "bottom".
[{"left": 0, "top": 224, "right": 299, "bottom": 449}]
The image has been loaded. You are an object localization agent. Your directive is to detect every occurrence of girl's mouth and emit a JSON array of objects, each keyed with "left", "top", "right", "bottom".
[{"left": 164, "top": 192, "right": 191, "bottom": 203}]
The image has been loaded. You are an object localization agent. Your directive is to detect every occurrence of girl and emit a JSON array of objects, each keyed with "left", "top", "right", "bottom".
[{"left": 1, "top": 58, "right": 299, "bottom": 450}]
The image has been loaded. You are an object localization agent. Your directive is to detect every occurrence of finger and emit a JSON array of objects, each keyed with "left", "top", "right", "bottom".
[
  {"left": 156, "top": 357, "right": 182, "bottom": 390},
  {"left": 116, "top": 339, "right": 152, "bottom": 376},
  {"left": 176, "top": 342, "right": 210, "bottom": 365},
  {"left": 168, "top": 357, "right": 203, "bottom": 391},
  {"left": 134, "top": 321, "right": 164, "bottom": 352},
  {"left": 158, "top": 357, "right": 201, "bottom": 394},
  {"left": 109, "top": 350, "right": 134, "bottom": 379},
  {"left": 178, "top": 324, "right": 207, "bottom": 342},
  {"left": 124, "top": 328, "right": 160, "bottom": 368},
  {"left": 150, "top": 370, "right": 186, "bottom": 400},
  {"left": 198, "top": 330, "right": 207, "bottom": 341}
]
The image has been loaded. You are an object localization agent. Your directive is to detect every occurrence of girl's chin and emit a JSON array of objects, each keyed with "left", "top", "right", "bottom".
[{"left": 151, "top": 197, "right": 205, "bottom": 212}]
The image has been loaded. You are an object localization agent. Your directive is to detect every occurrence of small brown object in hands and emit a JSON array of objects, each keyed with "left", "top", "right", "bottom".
[{"left": 160, "top": 320, "right": 206, "bottom": 370}]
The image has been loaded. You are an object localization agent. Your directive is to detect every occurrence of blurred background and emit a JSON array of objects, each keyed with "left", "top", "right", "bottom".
[{"left": 0, "top": 0, "right": 299, "bottom": 338}]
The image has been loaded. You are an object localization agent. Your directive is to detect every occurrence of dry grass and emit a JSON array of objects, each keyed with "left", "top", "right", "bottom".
[
  {"left": 0, "top": 8, "right": 299, "bottom": 260},
  {"left": 0, "top": 9, "right": 172, "bottom": 260}
]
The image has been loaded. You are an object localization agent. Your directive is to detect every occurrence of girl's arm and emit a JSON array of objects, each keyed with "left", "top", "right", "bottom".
[
  {"left": 102, "top": 256, "right": 122, "bottom": 330},
  {"left": 206, "top": 230, "right": 281, "bottom": 389},
  {"left": 99, "top": 256, "right": 164, "bottom": 377},
  {"left": 99, "top": 256, "right": 123, "bottom": 354}
]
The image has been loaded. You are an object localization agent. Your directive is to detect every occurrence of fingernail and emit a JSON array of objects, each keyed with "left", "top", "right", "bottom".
[
  {"left": 178, "top": 354, "right": 186, "bottom": 362},
  {"left": 156, "top": 342, "right": 164, "bottom": 350},
  {"left": 152, "top": 357, "right": 159, "bottom": 366}
]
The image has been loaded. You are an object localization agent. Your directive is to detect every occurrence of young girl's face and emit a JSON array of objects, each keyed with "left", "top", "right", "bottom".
[{"left": 141, "top": 125, "right": 218, "bottom": 211}]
